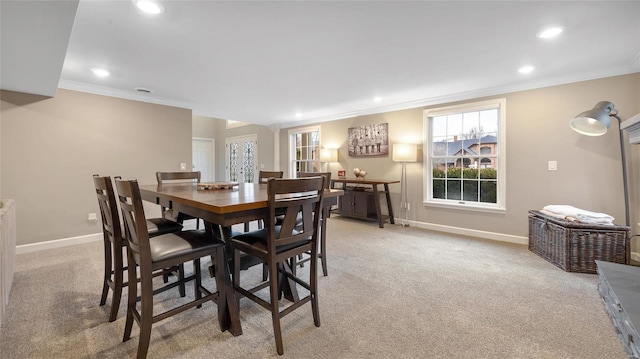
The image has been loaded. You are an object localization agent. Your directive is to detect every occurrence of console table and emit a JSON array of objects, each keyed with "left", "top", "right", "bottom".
[{"left": 330, "top": 178, "right": 399, "bottom": 228}]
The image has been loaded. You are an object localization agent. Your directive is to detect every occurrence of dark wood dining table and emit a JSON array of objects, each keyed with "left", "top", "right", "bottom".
[
  {"left": 138, "top": 182, "right": 342, "bottom": 241},
  {"left": 138, "top": 182, "right": 343, "bottom": 333}
]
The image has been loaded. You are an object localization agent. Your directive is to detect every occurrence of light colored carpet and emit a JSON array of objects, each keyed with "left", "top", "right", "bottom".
[{"left": 0, "top": 216, "right": 626, "bottom": 358}]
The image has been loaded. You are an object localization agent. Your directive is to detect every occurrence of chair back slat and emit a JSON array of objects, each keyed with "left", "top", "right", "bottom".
[
  {"left": 278, "top": 205, "right": 302, "bottom": 235},
  {"left": 115, "top": 179, "right": 150, "bottom": 265},
  {"left": 267, "top": 177, "right": 324, "bottom": 251},
  {"left": 93, "top": 175, "right": 122, "bottom": 245},
  {"left": 301, "top": 203, "right": 314, "bottom": 230},
  {"left": 156, "top": 171, "right": 201, "bottom": 184},
  {"left": 258, "top": 171, "right": 283, "bottom": 184},
  {"left": 297, "top": 172, "right": 331, "bottom": 189}
]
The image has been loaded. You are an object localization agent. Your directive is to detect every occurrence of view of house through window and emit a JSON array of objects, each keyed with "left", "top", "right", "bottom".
[
  {"left": 289, "top": 126, "right": 320, "bottom": 175},
  {"left": 425, "top": 99, "right": 505, "bottom": 210}
]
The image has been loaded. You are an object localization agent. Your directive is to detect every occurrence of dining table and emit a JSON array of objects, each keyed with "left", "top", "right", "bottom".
[
  {"left": 138, "top": 181, "right": 343, "bottom": 331},
  {"left": 139, "top": 181, "right": 342, "bottom": 245}
]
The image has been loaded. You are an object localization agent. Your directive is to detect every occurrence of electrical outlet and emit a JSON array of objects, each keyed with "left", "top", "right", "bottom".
[
  {"left": 548, "top": 161, "right": 557, "bottom": 171},
  {"left": 88, "top": 213, "right": 97, "bottom": 222},
  {"left": 180, "top": 163, "right": 187, "bottom": 170}
]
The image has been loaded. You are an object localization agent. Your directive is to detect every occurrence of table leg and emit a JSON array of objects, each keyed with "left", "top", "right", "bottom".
[
  {"left": 205, "top": 221, "right": 243, "bottom": 336},
  {"left": 279, "top": 261, "right": 300, "bottom": 302},
  {"left": 371, "top": 184, "right": 384, "bottom": 228},
  {"left": 384, "top": 183, "right": 395, "bottom": 224},
  {"left": 212, "top": 247, "right": 243, "bottom": 336}
]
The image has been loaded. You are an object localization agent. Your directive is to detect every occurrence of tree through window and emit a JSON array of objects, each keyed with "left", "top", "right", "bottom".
[{"left": 424, "top": 99, "right": 506, "bottom": 211}]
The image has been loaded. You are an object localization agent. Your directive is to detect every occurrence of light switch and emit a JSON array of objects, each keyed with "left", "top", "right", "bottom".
[{"left": 548, "top": 160, "right": 557, "bottom": 171}]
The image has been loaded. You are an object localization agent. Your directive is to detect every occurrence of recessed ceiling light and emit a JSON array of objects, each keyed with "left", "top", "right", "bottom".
[
  {"left": 134, "top": 0, "right": 164, "bottom": 15},
  {"left": 518, "top": 65, "right": 535, "bottom": 74},
  {"left": 537, "top": 27, "right": 563, "bottom": 39},
  {"left": 373, "top": 97, "right": 382, "bottom": 103},
  {"left": 295, "top": 112, "right": 303, "bottom": 118},
  {"left": 91, "top": 68, "right": 110, "bottom": 77}
]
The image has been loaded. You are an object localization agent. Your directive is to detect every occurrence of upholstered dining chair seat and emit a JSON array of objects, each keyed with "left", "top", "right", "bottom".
[
  {"left": 146, "top": 218, "right": 183, "bottom": 237},
  {"left": 149, "top": 231, "right": 221, "bottom": 264},
  {"left": 232, "top": 227, "right": 308, "bottom": 253}
]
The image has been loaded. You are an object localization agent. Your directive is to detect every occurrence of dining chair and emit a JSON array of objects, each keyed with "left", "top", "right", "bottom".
[
  {"left": 156, "top": 171, "right": 202, "bottom": 229},
  {"left": 231, "top": 176, "right": 325, "bottom": 355},
  {"left": 295, "top": 171, "right": 332, "bottom": 276},
  {"left": 258, "top": 170, "right": 284, "bottom": 184},
  {"left": 249, "top": 170, "right": 285, "bottom": 279},
  {"left": 116, "top": 178, "right": 241, "bottom": 359},
  {"left": 93, "top": 175, "right": 185, "bottom": 322},
  {"left": 243, "top": 170, "right": 284, "bottom": 235}
]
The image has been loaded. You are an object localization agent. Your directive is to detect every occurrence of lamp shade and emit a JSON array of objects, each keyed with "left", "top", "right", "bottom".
[
  {"left": 392, "top": 143, "right": 417, "bottom": 162},
  {"left": 320, "top": 148, "right": 338, "bottom": 162},
  {"left": 569, "top": 101, "right": 615, "bottom": 136}
]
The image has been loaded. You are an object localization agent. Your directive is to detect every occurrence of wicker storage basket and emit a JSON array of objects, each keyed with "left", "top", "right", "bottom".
[{"left": 528, "top": 210, "right": 630, "bottom": 273}]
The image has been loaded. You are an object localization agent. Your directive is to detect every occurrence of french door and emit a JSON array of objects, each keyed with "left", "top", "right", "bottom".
[{"left": 225, "top": 134, "right": 258, "bottom": 183}]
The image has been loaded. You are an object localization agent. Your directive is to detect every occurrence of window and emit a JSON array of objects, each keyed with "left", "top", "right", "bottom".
[
  {"left": 424, "top": 98, "right": 506, "bottom": 212},
  {"left": 288, "top": 126, "right": 321, "bottom": 175},
  {"left": 226, "top": 120, "right": 250, "bottom": 129}
]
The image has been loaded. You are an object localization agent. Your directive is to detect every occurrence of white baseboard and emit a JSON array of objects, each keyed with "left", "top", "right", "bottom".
[
  {"left": 400, "top": 218, "right": 529, "bottom": 245},
  {"left": 16, "top": 233, "right": 103, "bottom": 255},
  {"left": 632, "top": 251, "right": 640, "bottom": 263},
  {"left": 16, "top": 218, "right": 529, "bottom": 255}
]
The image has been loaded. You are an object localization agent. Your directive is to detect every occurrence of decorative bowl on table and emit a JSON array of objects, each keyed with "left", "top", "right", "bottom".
[
  {"left": 197, "top": 182, "right": 239, "bottom": 190},
  {"left": 352, "top": 168, "right": 366, "bottom": 179}
]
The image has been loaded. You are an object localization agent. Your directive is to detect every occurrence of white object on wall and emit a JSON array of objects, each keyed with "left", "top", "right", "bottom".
[{"left": 621, "top": 113, "right": 640, "bottom": 144}]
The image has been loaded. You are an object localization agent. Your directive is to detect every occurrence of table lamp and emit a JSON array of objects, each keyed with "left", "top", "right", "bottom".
[{"left": 320, "top": 148, "right": 339, "bottom": 173}]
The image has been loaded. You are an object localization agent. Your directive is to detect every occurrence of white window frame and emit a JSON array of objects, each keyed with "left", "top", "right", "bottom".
[
  {"left": 226, "top": 120, "right": 250, "bottom": 129},
  {"left": 423, "top": 98, "right": 506, "bottom": 213},
  {"left": 288, "top": 126, "right": 321, "bottom": 177}
]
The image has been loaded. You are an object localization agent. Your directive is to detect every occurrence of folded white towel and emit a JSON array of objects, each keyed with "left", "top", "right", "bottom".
[
  {"left": 542, "top": 205, "right": 614, "bottom": 224},
  {"left": 576, "top": 213, "right": 615, "bottom": 224},
  {"left": 539, "top": 209, "right": 579, "bottom": 222}
]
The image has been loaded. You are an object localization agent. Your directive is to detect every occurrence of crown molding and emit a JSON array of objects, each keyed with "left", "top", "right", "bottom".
[{"left": 60, "top": 66, "right": 639, "bottom": 129}]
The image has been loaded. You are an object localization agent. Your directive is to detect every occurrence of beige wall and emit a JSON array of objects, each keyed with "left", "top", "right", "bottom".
[
  {"left": 280, "top": 73, "right": 640, "bottom": 238},
  {"left": 193, "top": 116, "right": 277, "bottom": 181},
  {"left": 192, "top": 115, "right": 226, "bottom": 180},
  {"left": 192, "top": 115, "right": 223, "bottom": 139},
  {"left": 1, "top": 89, "right": 192, "bottom": 246},
  {"left": 2, "top": 73, "right": 638, "bottom": 247}
]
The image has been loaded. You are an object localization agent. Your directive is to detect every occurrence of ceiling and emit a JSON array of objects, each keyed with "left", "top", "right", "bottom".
[{"left": 2, "top": 1, "right": 640, "bottom": 128}]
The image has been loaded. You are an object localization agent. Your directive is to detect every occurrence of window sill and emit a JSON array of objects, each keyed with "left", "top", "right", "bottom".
[{"left": 423, "top": 200, "right": 506, "bottom": 214}]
